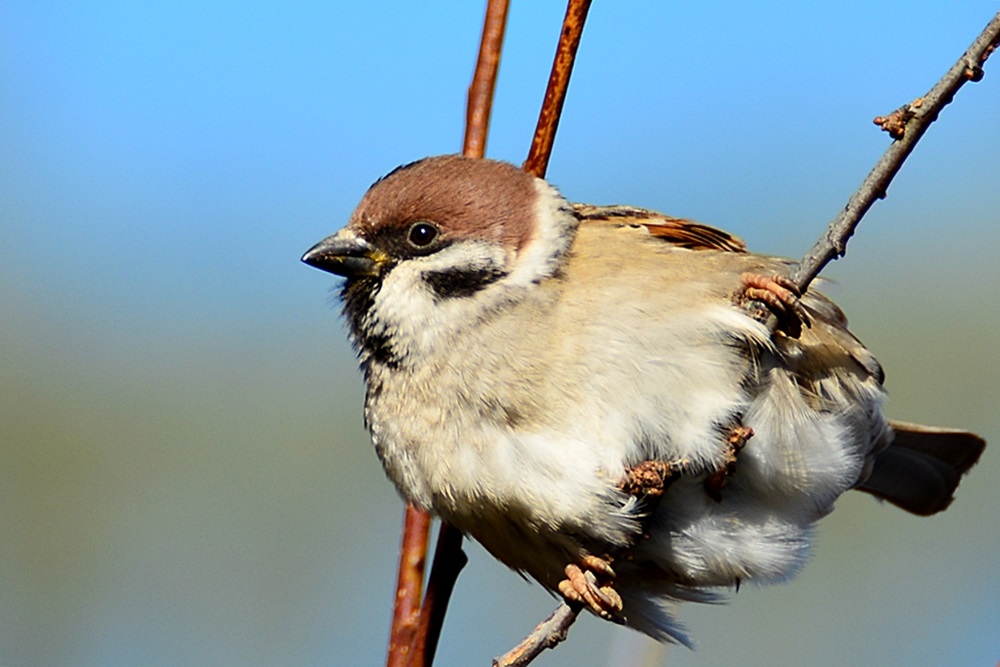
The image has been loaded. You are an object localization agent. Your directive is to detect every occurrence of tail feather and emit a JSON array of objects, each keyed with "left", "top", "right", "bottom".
[{"left": 855, "top": 420, "right": 985, "bottom": 516}]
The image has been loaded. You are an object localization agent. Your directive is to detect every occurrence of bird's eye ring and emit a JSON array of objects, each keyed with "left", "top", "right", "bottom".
[{"left": 407, "top": 222, "right": 439, "bottom": 248}]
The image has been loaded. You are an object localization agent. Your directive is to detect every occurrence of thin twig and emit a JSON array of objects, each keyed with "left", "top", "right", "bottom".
[
  {"left": 398, "top": 1, "right": 595, "bottom": 661},
  {"left": 408, "top": 524, "right": 469, "bottom": 666},
  {"left": 388, "top": 2, "right": 511, "bottom": 666},
  {"left": 788, "top": 11, "right": 1000, "bottom": 297},
  {"left": 465, "top": 0, "right": 511, "bottom": 159},
  {"left": 487, "top": 2, "right": 597, "bottom": 662},
  {"left": 522, "top": 0, "right": 593, "bottom": 178},
  {"left": 492, "top": 603, "right": 582, "bottom": 667},
  {"left": 385, "top": 505, "right": 431, "bottom": 667}
]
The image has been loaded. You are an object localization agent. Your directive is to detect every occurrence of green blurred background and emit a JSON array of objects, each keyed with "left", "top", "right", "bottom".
[{"left": 2, "top": 2, "right": 997, "bottom": 665}]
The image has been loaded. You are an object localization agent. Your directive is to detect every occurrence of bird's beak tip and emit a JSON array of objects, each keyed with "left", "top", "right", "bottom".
[
  {"left": 301, "top": 231, "right": 381, "bottom": 278},
  {"left": 300, "top": 243, "right": 325, "bottom": 267}
]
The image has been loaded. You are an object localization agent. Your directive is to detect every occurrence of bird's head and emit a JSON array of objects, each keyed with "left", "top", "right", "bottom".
[{"left": 302, "top": 154, "right": 577, "bottom": 362}]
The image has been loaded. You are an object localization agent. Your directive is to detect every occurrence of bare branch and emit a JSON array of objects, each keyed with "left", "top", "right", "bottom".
[
  {"left": 522, "top": 0, "right": 593, "bottom": 178},
  {"left": 408, "top": 524, "right": 468, "bottom": 666},
  {"left": 386, "top": 3, "right": 510, "bottom": 666},
  {"left": 491, "top": 3, "right": 597, "bottom": 662},
  {"left": 492, "top": 603, "right": 582, "bottom": 667},
  {"left": 405, "top": 5, "right": 595, "bottom": 657},
  {"left": 385, "top": 505, "right": 431, "bottom": 667},
  {"left": 465, "top": 0, "right": 511, "bottom": 159},
  {"left": 789, "top": 11, "right": 1000, "bottom": 295}
]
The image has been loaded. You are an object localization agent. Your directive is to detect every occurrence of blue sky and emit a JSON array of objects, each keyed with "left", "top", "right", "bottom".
[{"left": 2, "top": 3, "right": 998, "bottom": 666}]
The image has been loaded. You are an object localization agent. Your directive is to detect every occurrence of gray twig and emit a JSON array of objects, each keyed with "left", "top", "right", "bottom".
[
  {"left": 790, "top": 11, "right": 1000, "bottom": 296},
  {"left": 493, "top": 603, "right": 581, "bottom": 667}
]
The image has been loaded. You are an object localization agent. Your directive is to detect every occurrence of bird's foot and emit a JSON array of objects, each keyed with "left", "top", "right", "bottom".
[
  {"left": 737, "top": 272, "right": 810, "bottom": 338},
  {"left": 704, "top": 425, "right": 754, "bottom": 502},
  {"left": 618, "top": 459, "right": 685, "bottom": 498},
  {"left": 557, "top": 555, "right": 624, "bottom": 623}
]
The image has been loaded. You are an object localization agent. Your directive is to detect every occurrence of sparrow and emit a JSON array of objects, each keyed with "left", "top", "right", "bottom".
[{"left": 302, "top": 154, "right": 985, "bottom": 644}]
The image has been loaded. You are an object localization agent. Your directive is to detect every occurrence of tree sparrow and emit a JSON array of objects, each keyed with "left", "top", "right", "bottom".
[{"left": 302, "top": 154, "right": 984, "bottom": 644}]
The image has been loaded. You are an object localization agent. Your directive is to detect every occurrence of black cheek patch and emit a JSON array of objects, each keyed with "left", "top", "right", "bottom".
[{"left": 424, "top": 266, "right": 509, "bottom": 299}]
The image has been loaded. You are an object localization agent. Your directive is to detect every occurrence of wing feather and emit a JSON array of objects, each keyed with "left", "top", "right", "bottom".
[{"left": 573, "top": 203, "right": 747, "bottom": 253}]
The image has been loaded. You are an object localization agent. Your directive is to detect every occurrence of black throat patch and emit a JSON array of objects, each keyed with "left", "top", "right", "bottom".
[{"left": 340, "top": 276, "right": 399, "bottom": 370}]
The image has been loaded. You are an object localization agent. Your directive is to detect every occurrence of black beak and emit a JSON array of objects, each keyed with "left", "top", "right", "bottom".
[{"left": 301, "top": 231, "right": 384, "bottom": 278}]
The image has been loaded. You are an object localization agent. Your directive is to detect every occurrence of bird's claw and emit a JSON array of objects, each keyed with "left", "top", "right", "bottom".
[
  {"left": 704, "top": 425, "right": 754, "bottom": 502},
  {"left": 618, "top": 459, "right": 685, "bottom": 498},
  {"left": 738, "top": 272, "right": 810, "bottom": 338},
  {"left": 557, "top": 555, "right": 624, "bottom": 623}
]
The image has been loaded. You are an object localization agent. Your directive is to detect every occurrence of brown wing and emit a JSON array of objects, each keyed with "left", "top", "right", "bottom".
[{"left": 572, "top": 203, "right": 747, "bottom": 253}]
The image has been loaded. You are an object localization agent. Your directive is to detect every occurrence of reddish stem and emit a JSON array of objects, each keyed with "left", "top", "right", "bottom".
[
  {"left": 385, "top": 505, "right": 431, "bottom": 667},
  {"left": 465, "top": 0, "right": 511, "bottom": 159},
  {"left": 386, "top": 2, "right": 510, "bottom": 666},
  {"left": 522, "top": 0, "right": 593, "bottom": 178},
  {"left": 407, "top": 524, "right": 469, "bottom": 666}
]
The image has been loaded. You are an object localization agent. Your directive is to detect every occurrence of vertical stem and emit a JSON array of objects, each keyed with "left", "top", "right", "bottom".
[
  {"left": 385, "top": 505, "right": 431, "bottom": 667},
  {"left": 522, "top": 0, "right": 593, "bottom": 178},
  {"left": 407, "top": 524, "right": 469, "bottom": 666},
  {"left": 388, "top": 2, "right": 511, "bottom": 665},
  {"left": 465, "top": 0, "right": 511, "bottom": 159}
]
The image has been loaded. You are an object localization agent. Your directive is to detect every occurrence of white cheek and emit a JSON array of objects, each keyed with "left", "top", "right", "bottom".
[{"left": 365, "top": 241, "right": 512, "bottom": 358}]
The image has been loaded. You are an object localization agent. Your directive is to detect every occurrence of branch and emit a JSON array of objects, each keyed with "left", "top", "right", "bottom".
[
  {"left": 386, "top": 3, "right": 510, "bottom": 666},
  {"left": 465, "top": 0, "right": 511, "bottom": 159},
  {"left": 494, "top": 2, "right": 595, "bottom": 663},
  {"left": 522, "top": 0, "right": 593, "bottom": 178},
  {"left": 492, "top": 603, "right": 581, "bottom": 667},
  {"left": 385, "top": 505, "right": 431, "bottom": 667},
  {"left": 788, "top": 11, "right": 1000, "bottom": 296},
  {"left": 407, "top": 523, "right": 469, "bottom": 666}
]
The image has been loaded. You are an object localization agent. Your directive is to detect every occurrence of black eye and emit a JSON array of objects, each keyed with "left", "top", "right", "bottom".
[{"left": 407, "top": 222, "right": 439, "bottom": 248}]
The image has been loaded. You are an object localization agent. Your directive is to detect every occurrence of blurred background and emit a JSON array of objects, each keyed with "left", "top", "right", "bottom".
[{"left": 2, "top": 2, "right": 998, "bottom": 666}]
